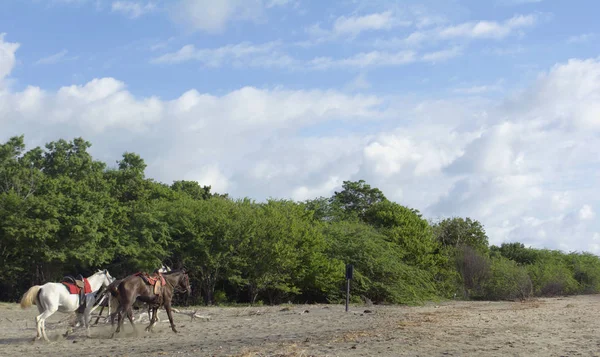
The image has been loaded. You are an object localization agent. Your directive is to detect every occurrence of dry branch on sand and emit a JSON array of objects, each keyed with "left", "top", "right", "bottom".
[{"left": 171, "top": 308, "right": 211, "bottom": 321}]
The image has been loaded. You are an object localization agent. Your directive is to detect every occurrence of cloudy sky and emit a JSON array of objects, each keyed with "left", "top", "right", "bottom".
[{"left": 1, "top": 0, "right": 599, "bottom": 252}]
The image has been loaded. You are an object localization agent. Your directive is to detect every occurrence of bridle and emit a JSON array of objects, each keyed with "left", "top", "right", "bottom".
[{"left": 174, "top": 272, "right": 191, "bottom": 294}]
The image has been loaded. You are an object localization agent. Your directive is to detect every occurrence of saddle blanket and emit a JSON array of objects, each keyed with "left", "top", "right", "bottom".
[
  {"left": 134, "top": 272, "right": 167, "bottom": 286},
  {"left": 134, "top": 272, "right": 166, "bottom": 295},
  {"left": 61, "top": 278, "right": 92, "bottom": 295}
]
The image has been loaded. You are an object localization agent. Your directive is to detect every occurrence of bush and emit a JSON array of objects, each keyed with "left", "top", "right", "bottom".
[
  {"left": 455, "top": 245, "right": 491, "bottom": 299},
  {"left": 527, "top": 253, "right": 579, "bottom": 296},
  {"left": 568, "top": 252, "right": 600, "bottom": 294},
  {"left": 323, "top": 221, "right": 439, "bottom": 305},
  {"left": 213, "top": 290, "right": 228, "bottom": 305},
  {"left": 483, "top": 256, "right": 532, "bottom": 300}
]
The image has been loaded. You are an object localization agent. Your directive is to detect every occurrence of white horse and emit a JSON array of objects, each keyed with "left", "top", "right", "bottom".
[{"left": 20, "top": 269, "right": 115, "bottom": 341}]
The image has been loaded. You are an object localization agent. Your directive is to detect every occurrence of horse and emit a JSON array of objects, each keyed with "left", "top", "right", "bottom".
[
  {"left": 111, "top": 269, "right": 191, "bottom": 337},
  {"left": 102, "top": 265, "right": 172, "bottom": 325},
  {"left": 20, "top": 269, "right": 115, "bottom": 341}
]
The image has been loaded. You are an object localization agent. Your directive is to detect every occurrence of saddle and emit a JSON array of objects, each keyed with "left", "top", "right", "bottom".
[
  {"left": 134, "top": 271, "right": 166, "bottom": 295},
  {"left": 61, "top": 275, "right": 92, "bottom": 313}
]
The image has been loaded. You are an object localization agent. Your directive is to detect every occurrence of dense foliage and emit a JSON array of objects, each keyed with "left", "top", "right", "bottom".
[{"left": 1, "top": 135, "right": 600, "bottom": 305}]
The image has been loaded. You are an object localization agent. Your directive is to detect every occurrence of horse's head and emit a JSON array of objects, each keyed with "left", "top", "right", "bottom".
[
  {"left": 96, "top": 269, "right": 115, "bottom": 287},
  {"left": 176, "top": 270, "right": 192, "bottom": 297}
]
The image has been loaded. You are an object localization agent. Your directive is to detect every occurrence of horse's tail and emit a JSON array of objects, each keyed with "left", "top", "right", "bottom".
[{"left": 20, "top": 285, "right": 41, "bottom": 309}]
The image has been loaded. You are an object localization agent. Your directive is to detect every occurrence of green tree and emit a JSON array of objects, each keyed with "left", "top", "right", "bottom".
[
  {"left": 166, "top": 196, "right": 251, "bottom": 305},
  {"left": 323, "top": 221, "right": 438, "bottom": 304},
  {"left": 363, "top": 200, "right": 440, "bottom": 269},
  {"left": 490, "top": 242, "right": 538, "bottom": 265},
  {"left": 330, "top": 180, "right": 386, "bottom": 220},
  {"left": 433, "top": 217, "right": 489, "bottom": 253},
  {"left": 171, "top": 180, "right": 213, "bottom": 200}
]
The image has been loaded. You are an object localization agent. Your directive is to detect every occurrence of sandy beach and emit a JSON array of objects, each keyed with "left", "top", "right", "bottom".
[{"left": 1, "top": 295, "right": 600, "bottom": 356}]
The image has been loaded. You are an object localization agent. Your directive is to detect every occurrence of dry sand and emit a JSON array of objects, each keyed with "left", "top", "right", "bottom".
[{"left": 1, "top": 295, "right": 600, "bottom": 356}]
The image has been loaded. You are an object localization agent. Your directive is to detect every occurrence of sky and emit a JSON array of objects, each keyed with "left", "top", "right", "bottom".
[{"left": 1, "top": 0, "right": 599, "bottom": 253}]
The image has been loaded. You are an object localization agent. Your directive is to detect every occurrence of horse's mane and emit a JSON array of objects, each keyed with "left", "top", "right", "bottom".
[{"left": 162, "top": 269, "right": 187, "bottom": 275}]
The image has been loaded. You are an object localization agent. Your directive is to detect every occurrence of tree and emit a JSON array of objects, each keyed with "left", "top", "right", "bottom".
[
  {"left": 239, "top": 199, "right": 323, "bottom": 304},
  {"left": 363, "top": 200, "right": 441, "bottom": 270},
  {"left": 171, "top": 180, "right": 213, "bottom": 200},
  {"left": 323, "top": 221, "right": 438, "bottom": 304},
  {"left": 329, "top": 180, "right": 386, "bottom": 220},
  {"left": 490, "top": 242, "right": 538, "bottom": 265},
  {"left": 433, "top": 217, "right": 489, "bottom": 253},
  {"left": 165, "top": 196, "right": 251, "bottom": 305}
]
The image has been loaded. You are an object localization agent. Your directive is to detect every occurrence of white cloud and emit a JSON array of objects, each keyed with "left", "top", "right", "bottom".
[
  {"left": 372, "top": 13, "right": 539, "bottom": 55},
  {"left": 421, "top": 47, "right": 462, "bottom": 63},
  {"left": 169, "top": 0, "right": 290, "bottom": 33},
  {"left": 153, "top": 43, "right": 458, "bottom": 70},
  {"left": 0, "top": 34, "right": 19, "bottom": 81},
  {"left": 34, "top": 49, "right": 78, "bottom": 65},
  {"left": 306, "top": 11, "right": 409, "bottom": 43},
  {"left": 452, "top": 80, "right": 504, "bottom": 95},
  {"left": 111, "top": 1, "right": 156, "bottom": 19},
  {"left": 438, "top": 14, "right": 538, "bottom": 40},
  {"left": 185, "top": 164, "right": 230, "bottom": 193},
  {"left": 151, "top": 42, "right": 291, "bottom": 68},
  {"left": 4, "top": 34, "right": 600, "bottom": 253},
  {"left": 344, "top": 72, "right": 371, "bottom": 91},
  {"left": 333, "top": 11, "right": 397, "bottom": 36},
  {"left": 170, "top": 0, "right": 260, "bottom": 33},
  {"left": 309, "top": 50, "right": 416, "bottom": 70},
  {"left": 567, "top": 33, "right": 596, "bottom": 44},
  {"left": 580, "top": 205, "right": 595, "bottom": 220}
]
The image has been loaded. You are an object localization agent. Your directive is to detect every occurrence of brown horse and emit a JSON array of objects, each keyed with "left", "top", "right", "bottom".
[
  {"left": 111, "top": 270, "right": 191, "bottom": 337},
  {"left": 103, "top": 265, "right": 172, "bottom": 325}
]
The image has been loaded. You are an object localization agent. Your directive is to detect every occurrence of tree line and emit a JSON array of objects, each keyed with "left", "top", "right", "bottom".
[{"left": 1, "top": 135, "right": 599, "bottom": 305}]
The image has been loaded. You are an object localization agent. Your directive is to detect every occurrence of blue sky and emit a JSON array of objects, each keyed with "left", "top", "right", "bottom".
[{"left": 1, "top": 0, "right": 600, "bottom": 253}]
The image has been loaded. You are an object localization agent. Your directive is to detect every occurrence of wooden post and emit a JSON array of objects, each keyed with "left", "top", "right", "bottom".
[
  {"left": 345, "top": 279, "right": 350, "bottom": 312},
  {"left": 345, "top": 264, "right": 353, "bottom": 312}
]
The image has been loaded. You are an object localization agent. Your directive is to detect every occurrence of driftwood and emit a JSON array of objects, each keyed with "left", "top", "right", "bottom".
[
  {"left": 87, "top": 306, "right": 210, "bottom": 324},
  {"left": 171, "top": 308, "right": 210, "bottom": 321}
]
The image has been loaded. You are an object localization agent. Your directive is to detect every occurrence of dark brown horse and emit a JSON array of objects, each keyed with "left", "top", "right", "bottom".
[
  {"left": 111, "top": 270, "right": 191, "bottom": 337},
  {"left": 103, "top": 265, "right": 171, "bottom": 325}
]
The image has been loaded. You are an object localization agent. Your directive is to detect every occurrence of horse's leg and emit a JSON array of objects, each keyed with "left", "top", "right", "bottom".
[
  {"left": 111, "top": 304, "right": 126, "bottom": 337},
  {"left": 126, "top": 307, "right": 138, "bottom": 336},
  {"left": 34, "top": 304, "right": 44, "bottom": 340},
  {"left": 164, "top": 302, "right": 178, "bottom": 333},
  {"left": 145, "top": 307, "right": 158, "bottom": 332},
  {"left": 34, "top": 313, "right": 43, "bottom": 341},
  {"left": 37, "top": 305, "right": 58, "bottom": 342},
  {"left": 109, "top": 296, "right": 119, "bottom": 326},
  {"left": 83, "top": 299, "right": 92, "bottom": 338}
]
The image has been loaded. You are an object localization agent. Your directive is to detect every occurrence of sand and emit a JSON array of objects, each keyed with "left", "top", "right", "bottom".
[{"left": 1, "top": 295, "right": 600, "bottom": 356}]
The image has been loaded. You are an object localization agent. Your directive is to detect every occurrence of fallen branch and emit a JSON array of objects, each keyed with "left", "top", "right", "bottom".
[{"left": 171, "top": 308, "right": 210, "bottom": 321}]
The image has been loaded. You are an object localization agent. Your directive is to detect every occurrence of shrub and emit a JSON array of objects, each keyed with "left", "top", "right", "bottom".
[
  {"left": 527, "top": 253, "right": 578, "bottom": 296},
  {"left": 455, "top": 245, "right": 491, "bottom": 299},
  {"left": 483, "top": 256, "right": 532, "bottom": 300},
  {"left": 568, "top": 252, "right": 600, "bottom": 294}
]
